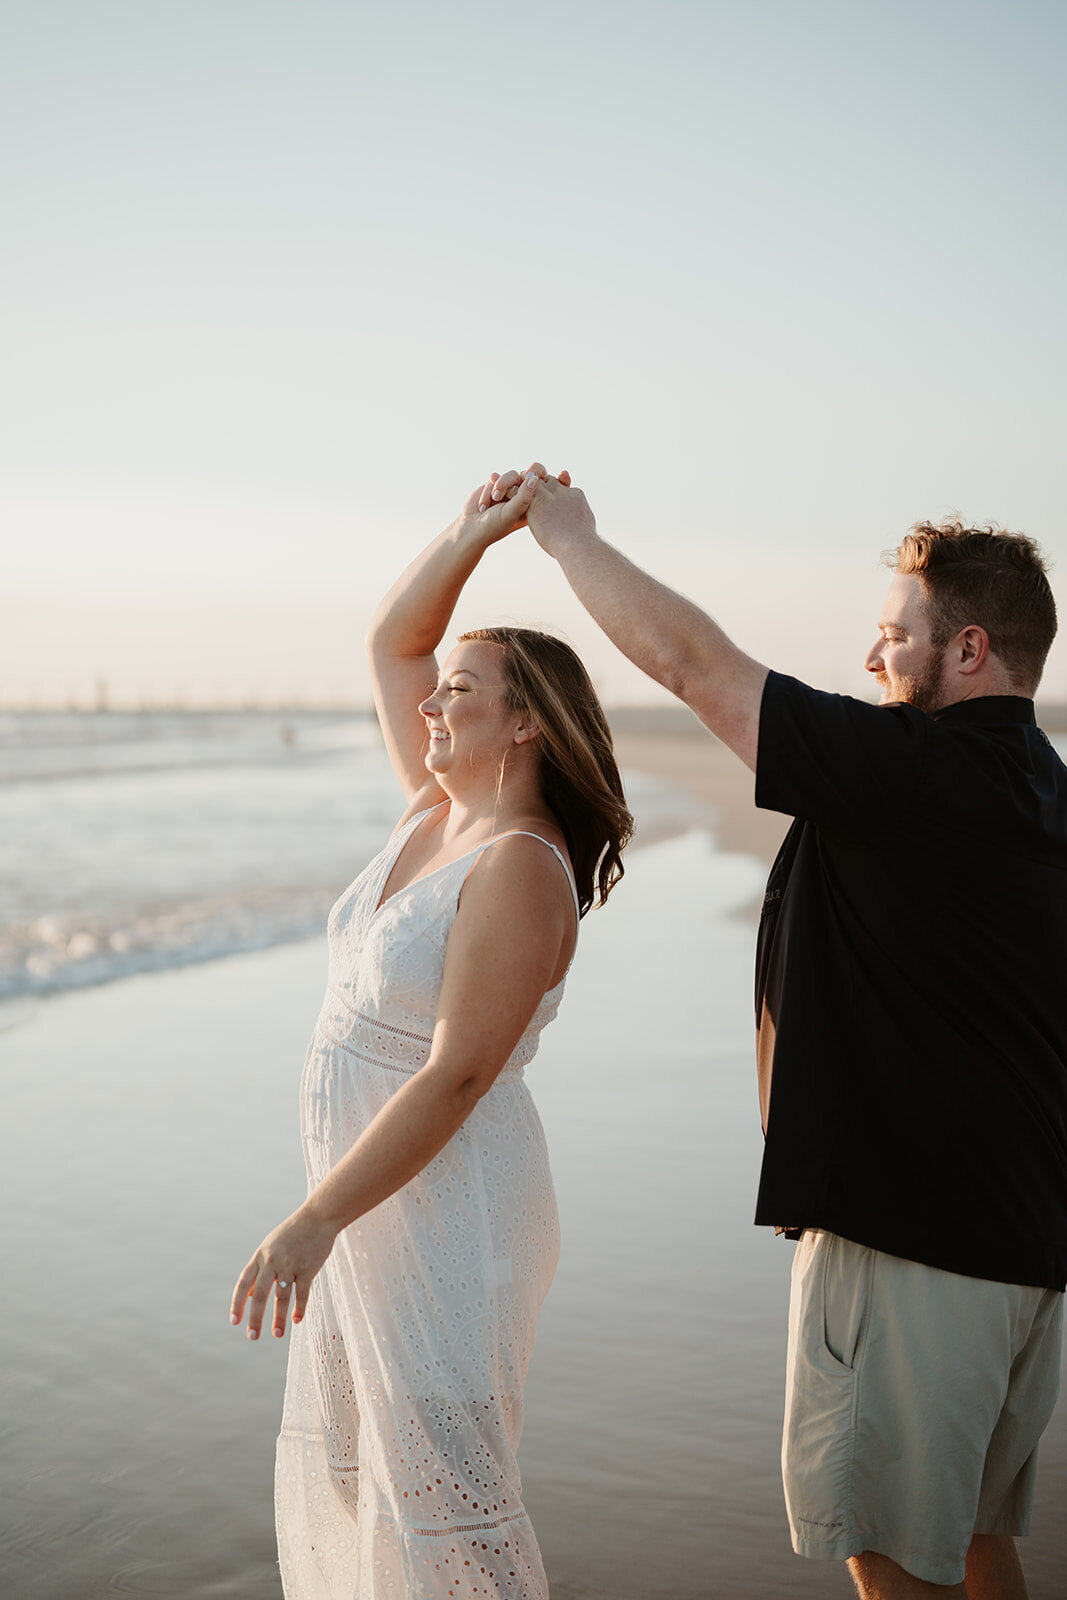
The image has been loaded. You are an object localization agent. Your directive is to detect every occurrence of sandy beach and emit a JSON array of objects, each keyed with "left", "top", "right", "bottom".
[
  {"left": 614, "top": 718, "right": 789, "bottom": 870},
  {"left": 2, "top": 748, "right": 1064, "bottom": 1599}
]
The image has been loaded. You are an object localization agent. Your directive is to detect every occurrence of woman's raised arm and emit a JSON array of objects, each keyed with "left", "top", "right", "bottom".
[{"left": 367, "top": 474, "right": 540, "bottom": 802}]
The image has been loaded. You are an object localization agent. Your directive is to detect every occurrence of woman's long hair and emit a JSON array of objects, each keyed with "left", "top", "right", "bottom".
[{"left": 459, "top": 627, "right": 633, "bottom": 917}]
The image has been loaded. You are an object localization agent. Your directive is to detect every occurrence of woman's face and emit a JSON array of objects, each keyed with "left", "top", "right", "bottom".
[{"left": 418, "top": 641, "right": 528, "bottom": 781}]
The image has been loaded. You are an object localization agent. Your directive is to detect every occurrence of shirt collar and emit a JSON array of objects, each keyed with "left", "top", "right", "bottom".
[{"left": 931, "top": 695, "right": 1037, "bottom": 728}]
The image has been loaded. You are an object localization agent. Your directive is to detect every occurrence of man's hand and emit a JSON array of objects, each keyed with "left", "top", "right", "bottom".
[{"left": 525, "top": 473, "right": 596, "bottom": 557}]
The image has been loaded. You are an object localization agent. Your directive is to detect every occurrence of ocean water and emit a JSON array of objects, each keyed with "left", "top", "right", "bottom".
[
  {"left": 0, "top": 709, "right": 402, "bottom": 1002},
  {"left": 0, "top": 709, "right": 709, "bottom": 1007}
]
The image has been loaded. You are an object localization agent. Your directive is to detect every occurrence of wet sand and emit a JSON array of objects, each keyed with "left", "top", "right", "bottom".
[{"left": 2, "top": 785, "right": 1063, "bottom": 1597}]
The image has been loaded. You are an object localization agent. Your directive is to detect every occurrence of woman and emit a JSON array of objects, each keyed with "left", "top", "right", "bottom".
[{"left": 231, "top": 467, "right": 633, "bottom": 1599}]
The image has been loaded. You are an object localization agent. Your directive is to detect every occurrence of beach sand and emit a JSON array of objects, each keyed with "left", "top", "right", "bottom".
[
  {"left": 2, "top": 775, "right": 1064, "bottom": 1598},
  {"left": 615, "top": 724, "right": 789, "bottom": 868}
]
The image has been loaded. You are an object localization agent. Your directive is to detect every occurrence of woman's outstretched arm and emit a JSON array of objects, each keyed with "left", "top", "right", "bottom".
[
  {"left": 229, "top": 834, "right": 574, "bottom": 1340},
  {"left": 367, "top": 475, "right": 540, "bottom": 803}
]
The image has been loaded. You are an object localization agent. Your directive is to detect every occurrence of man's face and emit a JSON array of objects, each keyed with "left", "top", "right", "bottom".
[{"left": 865, "top": 574, "right": 948, "bottom": 713}]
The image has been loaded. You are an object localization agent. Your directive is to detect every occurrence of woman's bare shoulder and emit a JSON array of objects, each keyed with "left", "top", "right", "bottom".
[{"left": 465, "top": 827, "right": 576, "bottom": 916}]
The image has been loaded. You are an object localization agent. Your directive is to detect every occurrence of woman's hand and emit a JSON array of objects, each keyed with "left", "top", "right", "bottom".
[
  {"left": 230, "top": 1202, "right": 339, "bottom": 1340},
  {"left": 459, "top": 472, "right": 537, "bottom": 545}
]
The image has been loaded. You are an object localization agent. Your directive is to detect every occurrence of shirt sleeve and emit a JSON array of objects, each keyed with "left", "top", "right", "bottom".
[{"left": 755, "top": 670, "right": 930, "bottom": 837}]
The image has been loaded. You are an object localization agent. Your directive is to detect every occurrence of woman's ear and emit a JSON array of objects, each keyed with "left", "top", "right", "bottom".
[{"left": 513, "top": 718, "right": 541, "bottom": 746}]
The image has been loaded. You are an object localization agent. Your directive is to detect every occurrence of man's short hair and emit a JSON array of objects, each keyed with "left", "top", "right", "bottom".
[{"left": 887, "top": 518, "right": 1057, "bottom": 695}]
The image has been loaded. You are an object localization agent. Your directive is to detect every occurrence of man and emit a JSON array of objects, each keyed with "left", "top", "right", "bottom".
[{"left": 490, "top": 468, "right": 1066, "bottom": 1600}]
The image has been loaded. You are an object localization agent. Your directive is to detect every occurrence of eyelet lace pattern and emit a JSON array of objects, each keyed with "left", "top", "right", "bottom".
[{"left": 275, "top": 809, "right": 573, "bottom": 1598}]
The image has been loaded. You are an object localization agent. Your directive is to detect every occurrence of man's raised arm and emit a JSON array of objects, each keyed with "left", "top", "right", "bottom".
[{"left": 526, "top": 474, "right": 767, "bottom": 772}]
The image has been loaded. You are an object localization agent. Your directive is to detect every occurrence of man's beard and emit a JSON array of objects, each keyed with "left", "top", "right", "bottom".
[{"left": 876, "top": 648, "right": 947, "bottom": 715}]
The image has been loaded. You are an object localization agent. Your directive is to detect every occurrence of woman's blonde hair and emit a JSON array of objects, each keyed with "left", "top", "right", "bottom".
[{"left": 459, "top": 627, "right": 633, "bottom": 916}]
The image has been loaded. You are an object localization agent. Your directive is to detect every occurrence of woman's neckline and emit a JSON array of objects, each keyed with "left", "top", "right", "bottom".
[{"left": 372, "top": 802, "right": 572, "bottom": 919}]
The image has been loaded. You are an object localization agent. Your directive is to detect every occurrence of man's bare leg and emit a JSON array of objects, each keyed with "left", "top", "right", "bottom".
[
  {"left": 848, "top": 1552, "right": 966, "bottom": 1599},
  {"left": 848, "top": 1537, "right": 1028, "bottom": 1600},
  {"left": 964, "top": 1535, "right": 1028, "bottom": 1600}
]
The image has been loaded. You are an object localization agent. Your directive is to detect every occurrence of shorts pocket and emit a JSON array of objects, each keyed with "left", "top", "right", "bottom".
[
  {"left": 782, "top": 1232, "right": 872, "bottom": 1546},
  {"left": 819, "top": 1231, "right": 875, "bottom": 1373}
]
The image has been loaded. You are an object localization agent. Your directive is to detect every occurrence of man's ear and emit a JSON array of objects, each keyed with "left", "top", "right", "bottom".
[{"left": 956, "top": 624, "right": 991, "bottom": 677}]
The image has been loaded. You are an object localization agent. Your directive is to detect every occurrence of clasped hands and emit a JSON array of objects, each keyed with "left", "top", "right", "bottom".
[{"left": 466, "top": 462, "right": 594, "bottom": 551}]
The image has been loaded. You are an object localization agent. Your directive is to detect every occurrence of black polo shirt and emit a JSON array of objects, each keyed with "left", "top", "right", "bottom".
[{"left": 754, "top": 670, "right": 1067, "bottom": 1290}]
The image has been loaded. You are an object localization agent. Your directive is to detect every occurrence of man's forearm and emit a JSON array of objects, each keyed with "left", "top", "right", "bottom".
[
  {"left": 533, "top": 499, "right": 766, "bottom": 769},
  {"left": 551, "top": 528, "right": 731, "bottom": 693}
]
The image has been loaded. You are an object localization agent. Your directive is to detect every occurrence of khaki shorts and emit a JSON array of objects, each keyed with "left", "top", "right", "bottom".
[{"left": 782, "top": 1229, "right": 1063, "bottom": 1588}]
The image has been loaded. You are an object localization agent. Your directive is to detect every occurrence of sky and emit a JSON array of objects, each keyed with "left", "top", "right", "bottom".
[{"left": 3, "top": 0, "right": 1066, "bottom": 707}]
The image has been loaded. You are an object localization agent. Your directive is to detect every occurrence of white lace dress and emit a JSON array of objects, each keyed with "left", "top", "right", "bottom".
[{"left": 275, "top": 805, "right": 575, "bottom": 1599}]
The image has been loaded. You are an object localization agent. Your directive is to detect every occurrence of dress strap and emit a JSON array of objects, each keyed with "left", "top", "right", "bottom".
[
  {"left": 390, "top": 799, "right": 448, "bottom": 841},
  {"left": 467, "top": 831, "right": 581, "bottom": 922}
]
